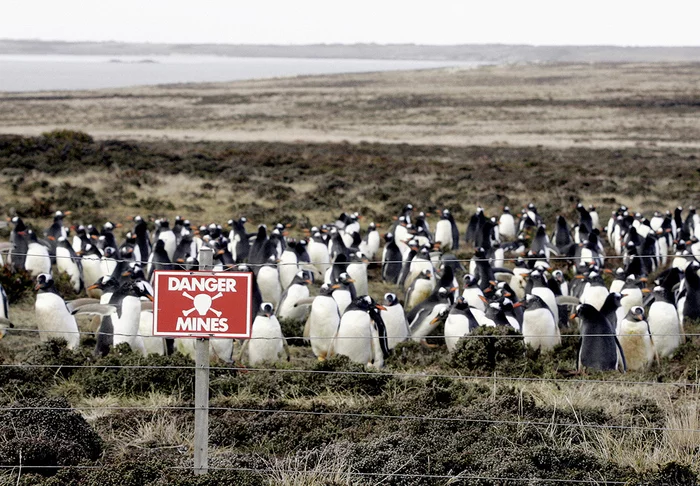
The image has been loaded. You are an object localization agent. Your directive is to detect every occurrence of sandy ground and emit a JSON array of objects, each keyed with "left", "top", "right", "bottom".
[{"left": 1, "top": 63, "right": 699, "bottom": 148}]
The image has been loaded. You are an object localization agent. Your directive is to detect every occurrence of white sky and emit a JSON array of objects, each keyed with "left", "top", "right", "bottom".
[{"left": 2, "top": 0, "right": 699, "bottom": 46}]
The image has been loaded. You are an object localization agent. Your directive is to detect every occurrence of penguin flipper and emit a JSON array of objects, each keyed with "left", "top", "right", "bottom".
[
  {"left": 556, "top": 296, "right": 581, "bottom": 306},
  {"left": 294, "top": 297, "right": 316, "bottom": 308},
  {"left": 72, "top": 304, "right": 118, "bottom": 316},
  {"left": 614, "top": 336, "right": 627, "bottom": 373},
  {"left": 66, "top": 298, "right": 102, "bottom": 313}
]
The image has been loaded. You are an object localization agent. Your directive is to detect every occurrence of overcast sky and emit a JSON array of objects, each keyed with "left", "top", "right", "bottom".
[{"left": 2, "top": 0, "right": 699, "bottom": 46}]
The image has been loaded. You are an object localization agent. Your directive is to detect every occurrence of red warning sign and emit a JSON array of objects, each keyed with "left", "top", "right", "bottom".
[{"left": 153, "top": 270, "right": 253, "bottom": 338}]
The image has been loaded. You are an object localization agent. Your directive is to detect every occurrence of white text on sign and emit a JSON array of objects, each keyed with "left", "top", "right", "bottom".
[{"left": 168, "top": 277, "right": 237, "bottom": 293}]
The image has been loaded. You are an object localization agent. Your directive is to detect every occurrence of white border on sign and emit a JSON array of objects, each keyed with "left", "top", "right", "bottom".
[{"left": 152, "top": 270, "right": 253, "bottom": 339}]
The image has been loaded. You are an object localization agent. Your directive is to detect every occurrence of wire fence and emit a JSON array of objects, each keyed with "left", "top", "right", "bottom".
[{"left": 0, "top": 244, "right": 697, "bottom": 483}]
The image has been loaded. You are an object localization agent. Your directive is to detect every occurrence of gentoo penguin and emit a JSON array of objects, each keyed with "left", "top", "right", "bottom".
[
  {"left": 331, "top": 272, "right": 356, "bottom": 315},
  {"left": 257, "top": 255, "right": 282, "bottom": 307},
  {"left": 279, "top": 241, "right": 300, "bottom": 291},
  {"left": 600, "top": 292, "right": 624, "bottom": 335},
  {"left": 0, "top": 281, "right": 8, "bottom": 322},
  {"left": 617, "top": 306, "right": 655, "bottom": 371},
  {"left": 647, "top": 286, "right": 683, "bottom": 358},
  {"left": 682, "top": 261, "right": 700, "bottom": 324},
  {"left": 404, "top": 269, "right": 435, "bottom": 311},
  {"left": 228, "top": 216, "right": 250, "bottom": 263},
  {"left": 132, "top": 216, "right": 151, "bottom": 266},
  {"left": 575, "top": 304, "right": 626, "bottom": 372},
  {"left": 25, "top": 230, "right": 52, "bottom": 278},
  {"left": 34, "top": 273, "right": 80, "bottom": 349},
  {"left": 589, "top": 205, "right": 600, "bottom": 230},
  {"left": 462, "top": 274, "right": 487, "bottom": 311},
  {"left": 522, "top": 294, "right": 560, "bottom": 352},
  {"left": 45, "top": 210, "right": 70, "bottom": 263},
  {"left": 580, "top": 271, "right": 609, "bottom": 311},
  {"left": 276, "top": 270, "right": 312, "bottom": 322},
  {"left": 529, "top": 270, "right": 559, "bottom": 325},
  {"left": 78, "top": 280, "right": 153, "bottom": 357},
  {"left": 359, "top": 222, "right": 381, "bottom": 261},
  {"left": 303, "top": 284, "right": 340, "bottom": 360},
  {"left": 9, "top": 216, "right": 29, "bottom": 270},
  {"left": 56, "top": 236, "right": 83, "bottom": 293},
  {"left": 100, "top": 222, "right": 121, "bottom": 259},
  {"left": 381, "top": 293, "right": 410, "bottom": 349},
  {"left": 552, "top": 215, "right": 573, "bottom": 254},
  {"left": 101, "top": 246, "right": 119, "bottom": 280},
  {"left": 156, "top": 219, "right": 177, "bottom": 261},
  {"left": 619, "top": 276, "right": 645, "bottom": 314},
  {"left": 146, "top": 240, "right": 172, "bottom": 282},
  {"left": 609, "top": 268, "right": 626, "bottom": 294},
  {"left": 81, "top": 244, "right": 104, "bottom": 297},
  {"left": 444, "top": 297, "right": 479, "bottom": 352},
  {"left": 240, "top": 303, "right": 289, "bottom": 365},
  {"left": 330, "top": 296, "right": 389, "bottom": 367},
  {"left": 308, "top": 230, "right": 331, "bottom": 277},
  {"left": 381, "top": 233, "right": 403, "bottom": 284},
  {"left": 498, "top": 207, "right": 516, "bottom": 241},
  {"left": 407, "top": 287, "right": 451, "bottom": 341},
  {"left": 347, "top": 251, "right": 369, "bottom": 296},
  {"left": 435, "top": 210, "right": 457, "bottom": 251}
]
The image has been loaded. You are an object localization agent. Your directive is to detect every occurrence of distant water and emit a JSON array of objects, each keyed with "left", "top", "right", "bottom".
[{"left": 0, "top": 54, "right": 485, "bottom": 92}]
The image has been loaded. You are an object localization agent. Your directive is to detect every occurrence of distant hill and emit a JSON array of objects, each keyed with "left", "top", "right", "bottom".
[{"left": 2, "top": 39, "right": 700, "bottom": 62}]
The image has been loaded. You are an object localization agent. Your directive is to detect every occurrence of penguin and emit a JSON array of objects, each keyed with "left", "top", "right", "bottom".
[
  {"left": 600, "top": 291, "right": 624, "bottom": 335},
  {"left": 682, "top": 261, "right": 700, "bottom": 325},
  {"left": 308, "top": 230, "right": 331, "bottom": 277},
  {"left": 619, "top": 276, "right": 645, "bottom": 314},
  {"left": 81, "top": 244, "right": 104, "bottom": 297},
  {"left": 78, "top": 280, "right": 153, "bottom": 357},
  {"left": 303, "top": 283, "right": 340, "bottom": 360},
  {"left": 444, "top": 297, "right": 479, "bottom": 352},
  {"left": 647, "top": 286, "right": 683, "bottom": 358},
  {"left": 276, "top": 270, "right": 312, "bottom": 322},
  {"left": 156, "top": 219, "right": 177, "bottom": 261},
  {"left": 172, "top": 231, "right": 195, "bottom": 269},
  {"left": 228, "top": 216, "right": 250, "bottom": 263},
  {"left": 101, "top": 246, "right": 119, "bottom": 280},
  {"left": 9, "top": 216, "right": 29, "bottom": 270},
  {"left": 146, "top": 240, "right": 172, "bottom": 282},
  {"left": 257, "top": 255, "right": 282, "bottom": 307},
  {"left": 100, "top": 222, "right": 121, "bottom": 259},
  {"left": 500, "top": 298, "right": 521, "bottom": 331},
  {"left": 522, "top": 294, "right": 560, "bottom": 352},
  {"left": 279, "top": 241, "right": 300, "bottom": 291},
  {"left": 56, "top": 236, "right": 83, "bottom": 293},
  {"left": 381, "top": 232, "right": 403, "bottom": 284},
  {"left": 609, "top": 268, "right": 626, "bottom": 294},
  {"left": 239, "top": 303, "right": 289, "bottom": 365},
  {"left": 34, "top": 273, "right": 80, "bottom": 349},
  {"left": 45, "top": 210, "right": 70, "bottom": 264},
  {"left": 575, "top": 304, "right": 626, "bottom": 372},
  {"left": 462, "top": 274, "right": 487, "bottom": 311},
  {"left": 25, "top": 230, "right": 52, "bottom": 278},
  {"left": 404, "top": 269, "right": 435, "bottom": 312},
  {"left": 498, "top": 206, "right": 516, "bottom": 241},
  {"left": 580, "top": 271, "right": 609, "bottom": 311},
  {"left": 407, "top": 287, "right": 451, "bottom": 341},
  {"left": 381, "top": 293, "right": 410, "bottom": 349},
  {"left": 331, "top": 272, "right": 357, "bottom": 316},
  {"left": 435, "top": 210, "right": 456, "bottom": 251},
  {"left": 529, "top": 270, "right": 559, "bottom": 325},
  {"left": 552, "top": 215, "right": 572, "bottom": 254},
  {"left": 119, "top": 232, "right": 137, "bottom": 264},
  {"left": 213, "top": 237, "right": 235, "bottom": 270},
  {"left": 617, "top": 306, "right": 655, "bottom": 371},
  {"left": 330, "top": 296, "right": 389, "bottom": 367},
  {"left": 347, "top": 251, "right": 369, "bottom": 296},
  {"left": 0, "top": 281, "right": 8, "bottom": 322},
  {"left": 132, "top": 216, "right": 151, "bottom": 265}
]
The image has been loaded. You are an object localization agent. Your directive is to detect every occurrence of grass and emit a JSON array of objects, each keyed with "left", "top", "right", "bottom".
[{"left": 0, "top": 130, "right": 699, "bottom": 483}]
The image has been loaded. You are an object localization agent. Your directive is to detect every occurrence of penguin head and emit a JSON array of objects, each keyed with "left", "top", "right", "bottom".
[
  {"left": 35, "top": 273, "right": 54, "bottom": 291},
  {"left": 258, "top": 302, "right": 274, "bottom": 317},
  {"left": 384, "top": 232, "right": 394, "bottom": 243},
  {"left": 318, "top": 284, "right": 334, "bottom": 297},
  {"left": 383, "top": 293, "right": 398, "bottom": 306},
  {"left": 503, "top": 206, "right": 510, "bottom": 213},
  {"left": 552, "top": 269, "right": 565, "bottom": 283},
  {"left": 134, "top": 280, "right": 154, "bottom": 301},
  {"left": 104, "top": 246, "right": 117, "bottom": 258},
  {"left": 419, "top": 268, "right": 432, "bottom": 280},
  {"left": 463, "top": 274, "right": 477, "bottom": 286},
  {"left": 430, "top": 306, "right": 450, "bottom": 326},
  {"left": 337, "top": 272, "right": 355, "bottom": 285},
  {"left": 627, "top": 306, "right": 645, "bottom": 322},
  {"left": 368, "top": 222, "right": 377, "bottom": 231},
  {"left": 133, "top": 215, "right": 144, "bottom": 223}
]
